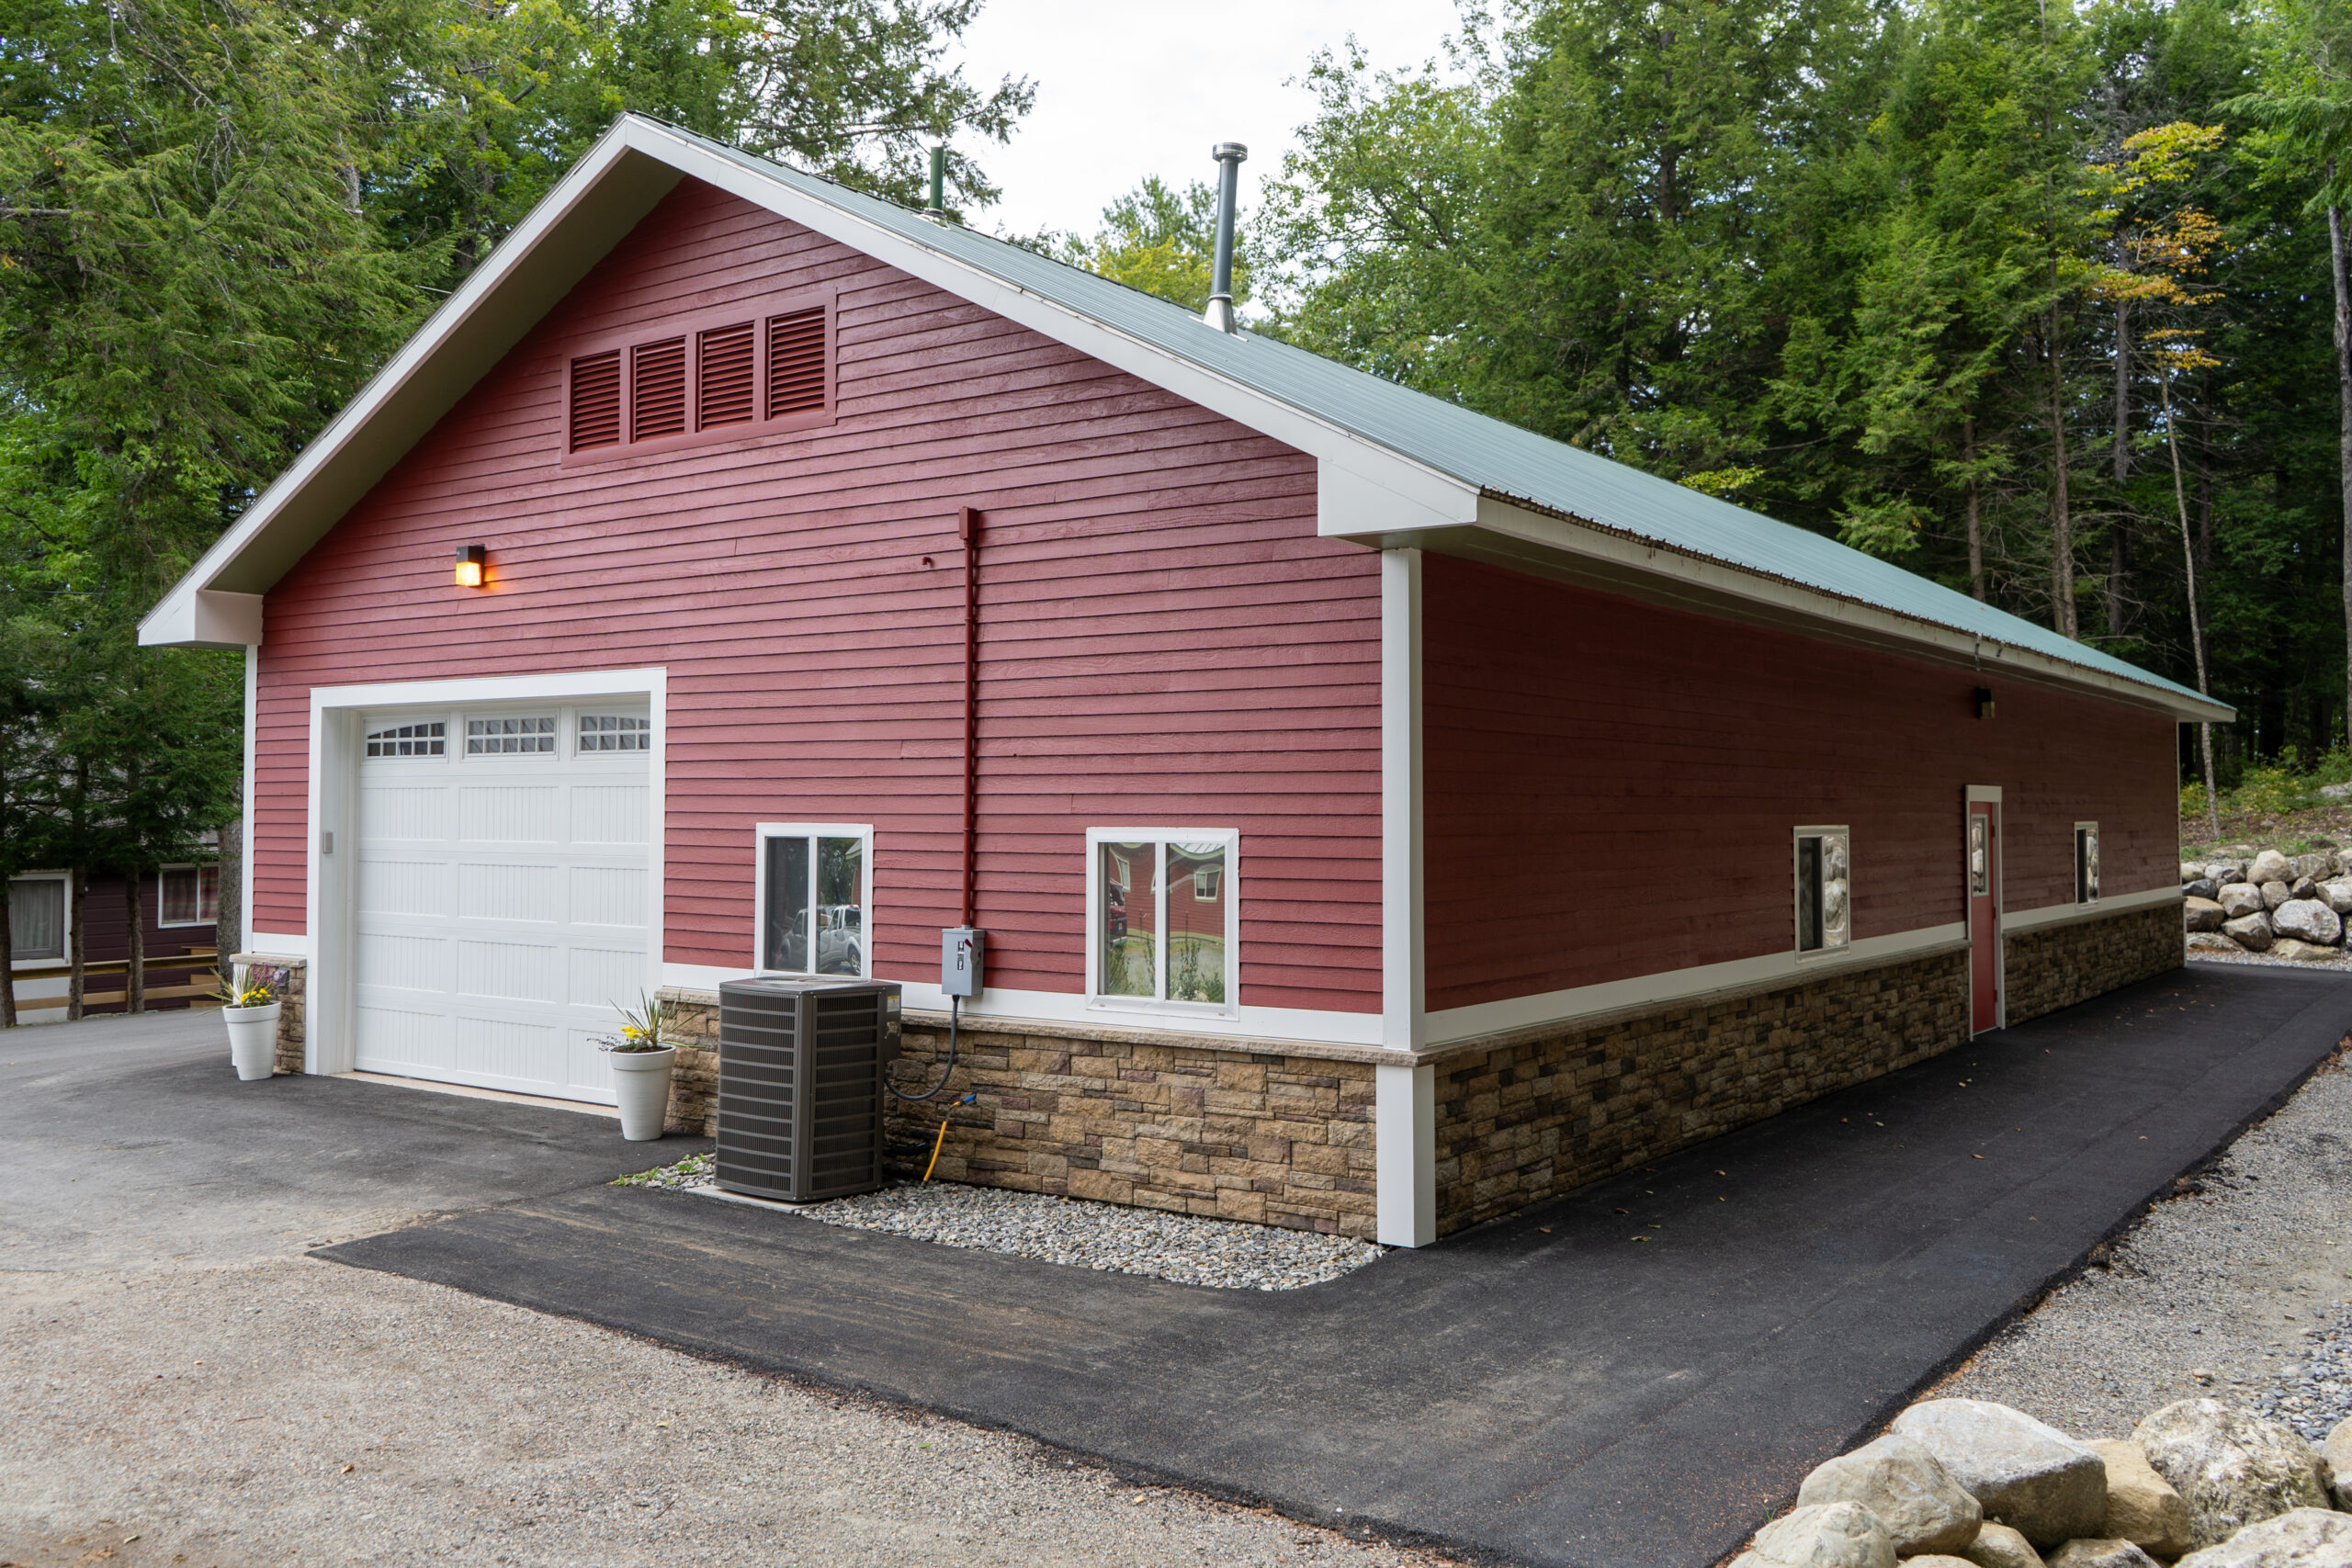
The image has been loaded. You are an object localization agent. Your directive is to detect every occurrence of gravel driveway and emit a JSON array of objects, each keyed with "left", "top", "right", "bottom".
[{"left": 0, "top": 1013, "right": 1454, "bottom": 1568}]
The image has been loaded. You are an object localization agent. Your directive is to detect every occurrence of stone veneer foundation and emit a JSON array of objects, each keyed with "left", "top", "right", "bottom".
[
  {"left": 238, "top": 903, "right": 2180, "bottom": 1243},
  {"left": 1430, "top": 946, "right": 1973, "bottom": 1236},
  {"left": 2001, "top": 901, "right": 2183, "bottom": 1026},
  {"left": 659, "top": 996, "right": 1380, "bottom": 1237}
]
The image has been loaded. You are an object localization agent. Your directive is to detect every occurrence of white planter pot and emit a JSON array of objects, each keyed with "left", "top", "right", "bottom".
[
  {"left": 223, "top": 1002, "right": 282, "bottom": 1081},
  {"left": 608, "top": 1046, "right": 677, "bottom": 1141}
]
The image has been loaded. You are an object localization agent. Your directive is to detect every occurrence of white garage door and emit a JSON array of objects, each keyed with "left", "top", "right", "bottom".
[{"left": 352, "top": 701, "right": 653, "bottom": 1103}]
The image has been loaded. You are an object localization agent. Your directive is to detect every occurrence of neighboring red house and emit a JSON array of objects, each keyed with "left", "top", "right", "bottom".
[{"left": 141, "top": 118, "right": 2223, "bottom": 1245}]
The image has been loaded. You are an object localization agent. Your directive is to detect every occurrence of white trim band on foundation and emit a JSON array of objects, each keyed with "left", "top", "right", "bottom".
[{"left": 2000, "top": 885, "right": 2181, "bottom": 933}]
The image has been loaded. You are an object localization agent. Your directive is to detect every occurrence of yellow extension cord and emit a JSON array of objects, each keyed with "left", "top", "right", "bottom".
[{"left": 924, "top": 1112, "right": 952, "bottom": 1181}]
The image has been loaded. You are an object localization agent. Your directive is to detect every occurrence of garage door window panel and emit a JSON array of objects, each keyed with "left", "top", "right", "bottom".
[{"left": 466, "top": 716, "right": 556, "bottom": 755}]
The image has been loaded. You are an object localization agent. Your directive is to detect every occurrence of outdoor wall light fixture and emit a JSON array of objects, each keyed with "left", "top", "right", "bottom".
[
  {"left": 1974, "top": 685, "right": 1996, "bottom": 720},
  {"left": 453, "top": 544, "right": 487, "bottom": 589}
]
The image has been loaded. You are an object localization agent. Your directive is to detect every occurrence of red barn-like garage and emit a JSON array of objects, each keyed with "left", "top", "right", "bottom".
[{"left": 141, "top": 118, "right": 2226, "bottom": 1247}]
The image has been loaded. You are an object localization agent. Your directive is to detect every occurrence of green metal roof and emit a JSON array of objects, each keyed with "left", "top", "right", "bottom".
[{"left": 683, "top": 126, "right": 2218, "bottom": 716}]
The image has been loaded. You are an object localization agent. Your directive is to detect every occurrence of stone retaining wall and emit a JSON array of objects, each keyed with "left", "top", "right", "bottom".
[
  {"left": 2002, "top": 901, "right": 2183, "bottom": 1026},
  {"left": 1430, "top": 948, "right": 1971, "bottom": 1236}
]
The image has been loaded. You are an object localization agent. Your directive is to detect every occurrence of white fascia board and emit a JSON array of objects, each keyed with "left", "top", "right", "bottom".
[
  {"left": 140, "top": 121, "right": 678, "bottom": 648},
  {"left": 2001, "top": 884, "right": 2180, "bottom": 933},
  {"left": 1413, "top": 496, "right": 2233, "bottom": 725},
  {"left": 621, "top": 121, "right": 1474, "bottom": 538},
  {"left": 141, "top": 589, "right": 264, "bottom": 650}
]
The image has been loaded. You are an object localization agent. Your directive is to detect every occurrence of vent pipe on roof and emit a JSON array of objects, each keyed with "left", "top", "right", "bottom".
[
  {"left": 1203, "top": 141, "right": 1248, "bottom": 333},
  {"left": 924, "top": 146, "right": 947, "bottom": 220}
]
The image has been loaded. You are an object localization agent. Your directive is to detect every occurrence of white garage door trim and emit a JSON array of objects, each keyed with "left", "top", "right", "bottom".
[{"left": 300, "top": 669, "right": 667, "bottom": 1079}]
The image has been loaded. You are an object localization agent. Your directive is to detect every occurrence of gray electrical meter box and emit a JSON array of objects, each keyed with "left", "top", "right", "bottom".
[{"left": 942, "top": 926, "right": 985, "bottom": 998}]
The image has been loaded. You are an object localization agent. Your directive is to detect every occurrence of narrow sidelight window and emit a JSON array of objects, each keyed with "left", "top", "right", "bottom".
[
  {"left": 2075, "top": 823, "right": 2100, "bottom": 905},
  {"left": 1794, "top": 826, "right": 1851, "bottom": 954},
  {"left": 630, "top": 337, "right": 687, "bottom": 440},
  {"left": 758, "top": 825, "right": 869, "bottom": 977},
  {"left": 569, "top": 349, "right": 621, "bottom": 451},
  {"left": 1090, "top": 830, "right": 1236, "bottom": 1009},
  {"left": 766, "top": 306, "right": 828, "bottom": 416},
  {"left": 696, "top": 321, "right": 755, "bottom": 429}
]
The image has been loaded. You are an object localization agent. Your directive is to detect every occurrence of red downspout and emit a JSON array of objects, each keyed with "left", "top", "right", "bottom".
[{"left": 958, "top": 506, "right": 982, "bottom": 928}]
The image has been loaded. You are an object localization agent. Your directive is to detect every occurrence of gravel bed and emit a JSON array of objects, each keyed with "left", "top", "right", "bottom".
[
  {"left": 2188, "top": 945, "right": 2352, "bottom": 972},
  {"left": 625, "top": 1156, "right": 1385, "bottom": 1291},
  {"left": 1939, "top": 1030, "right": 2352, "bottom": 1439}
]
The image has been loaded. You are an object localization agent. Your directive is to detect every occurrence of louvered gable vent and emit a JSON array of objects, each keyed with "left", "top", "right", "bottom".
[
  {"left": 631, "top": 337, "right": 687, "bottom": 440},
  {"left": 697, "top": 321, "right": 756, "bottom": 429},
  {"left": 569, "top": 349, "right": 621, "bottom": 451},
  {"left": 767, "top": 307, "right": 827, "bottom": 417}
]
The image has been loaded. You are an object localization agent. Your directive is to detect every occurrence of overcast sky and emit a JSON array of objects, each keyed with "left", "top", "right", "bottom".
[{"left": 944, "top": 0, "right": 1469, "bottom": 241}]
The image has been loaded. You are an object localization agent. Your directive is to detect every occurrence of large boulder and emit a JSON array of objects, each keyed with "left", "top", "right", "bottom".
[
  {"left": 2045, "top": 1543, "right": 2159, "bottom": 1568},
  {"left": 2207, "top": 862, "right": 2248, "bottom": 886},
  {"left": 2320, "top": 1419, "right": 2352, "bottom": 1511},
  {"left": 2321, "top": 882, "right": 2352, "bottom": 918},
  {"left": 1964, "top": 1525, "right": 2050, "bottom": 1568},
  {"left": 2270, "top": 939, "right": 2341, "bottom": 963},
  {"left": 2249, "top": 851, "right": 2294, "bottom": 887},
  {"left": 1893, "top": 1400, "right": 2109, "bottom": 1546},
  {"left": 1799, "top": 1435, "right": 1984, "bottom": 1556},
  {"left": 2224, "top": 914, "right": 2276, "bottom": 953},
  {"left": 2293, "top": 853, "right": 2335, "bottom": 882},
  {"left": 2187, "top": 879, "right": 2222, "bottom": 902},
  {"left": 2186, "top": 898, "right": 2227, "bottom": 933},
  {"left": 2220, "top": 884, "right": 2267, "bottom": 919},
  {"left": 2290, "top": 876, "right": 2322, "bottom": 902},
  {"left": 2089, "top": 1439, "right": 2193, "bottom": 1559},
  {"left": 1732, "top": 1502, "right": 1900, "bottom": 1568},
  {"left": 2134, "top": 1401, "right": 2330, "bottom": 1552},
  {"left": 2188, "top": 933, "right": 2240, "bottom": 955},
  {"left": 2261, "top": 882, "right": 2294, "bottom": 912},
  {"left": 2273, "top": 900, "right": 2343, "bottom": 946},
  {"left": 2173, "top": 1507, "right": 2352, "bottom": 1568}
]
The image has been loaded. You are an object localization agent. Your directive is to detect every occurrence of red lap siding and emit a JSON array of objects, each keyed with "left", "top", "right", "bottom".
[
  {"left": 253, "top": 179, "right": 1381, "bottom": 1014},
  {"left": 1423, "top": 557, "right": 2177, "bottom": 1012}
]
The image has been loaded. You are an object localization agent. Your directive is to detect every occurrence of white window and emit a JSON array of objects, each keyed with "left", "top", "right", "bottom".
[
  {"left": 159, "top": 864, "right": 220, "bottom": 927},
  {"left": 2075, "top": 823, "right": 2100, "bottom": 905},
  {"left": 578, "top": 714, "right": 653, "bottom": 752},
  {"left": 466, "top": 715, "right": 556, "bottom": 754},
  {"left": 1088, "top": 829, "right": 1237, "bottom": 1010},
  {"left": 754, "top": 823, "right": 871, "bottom": 977},
  {"left": 365, "top": 720, "right": 445, "bottom": 758},
  {"left": 8, "top": 875, "right": 65, "bottom": 961},
  {"left": 1794, "top": 826, "right": 1851, "bottom": 954}
]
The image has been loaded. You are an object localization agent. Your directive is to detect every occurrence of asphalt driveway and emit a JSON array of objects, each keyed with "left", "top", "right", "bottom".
[{"left": 317, "top": 964, "right": 2352, "bottom": 1568}]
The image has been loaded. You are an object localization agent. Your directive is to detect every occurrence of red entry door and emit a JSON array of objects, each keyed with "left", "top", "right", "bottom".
[{"left": 1968, "top": 802, "right": 2000, "bottom": 1032}]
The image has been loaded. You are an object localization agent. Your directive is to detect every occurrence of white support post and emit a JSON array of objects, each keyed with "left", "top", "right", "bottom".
[
  {"left": 1381, "top": 547, "right": 1424, "bottom": 1051},
  {"left": 1376, "top": 1062, "right": 1436, "bottom": 1247}
]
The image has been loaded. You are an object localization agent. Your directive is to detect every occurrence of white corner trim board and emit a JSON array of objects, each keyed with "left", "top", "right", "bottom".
[
  {"left": 1422, "top": 921, "right": 1972, "bottom": 1049},
  {"left": 2000, "top": 884, "right": 2181, "bottom": 933},
  {"left": 1375, "top": 1063, "right": 1436, "bottom": 1247},
  {"left": 1380, "top": 547, "right": 1424, "bottom": 1052},
  {"left": 301, "top": 667, "right": 668, "bottom": 1077}
]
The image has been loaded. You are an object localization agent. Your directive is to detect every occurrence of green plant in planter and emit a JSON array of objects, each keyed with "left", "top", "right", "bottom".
[{"left": 594, "top": 991, "right": 678, "bottom": 1053}]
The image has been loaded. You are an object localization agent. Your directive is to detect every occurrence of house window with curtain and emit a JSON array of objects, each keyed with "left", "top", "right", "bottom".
[
  {"left": 8, "top": 876, "right": 65, "bottom": 961},
  {"left": 2075, "top": 823, "right": 2100, "bottom": 905},
  {"left": 159, "top": 864, "right": 220, "bottom": 927},
  {"left": 1089, "top": 830, "right": 1237, "bottom": 1010}
]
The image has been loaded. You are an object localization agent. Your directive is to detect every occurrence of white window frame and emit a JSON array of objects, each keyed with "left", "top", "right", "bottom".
[
  {"left": 157, "top": 863, "right": 220, "bottom": 929},
  {"left": 2075, "top": 821, "right": 2100, "bottom": 906},
  {"left": 1793, "top": 824, "right": 1852, "bottom": 958},
  {"left": 1084, "top": 827, "right": 1240, "bottom": 1017},
  {"left": 7, "top": 871, "right": 71, "bottom": 965},
  {"left": 752, "top": 821, "right": 874, "bottom": 980}
]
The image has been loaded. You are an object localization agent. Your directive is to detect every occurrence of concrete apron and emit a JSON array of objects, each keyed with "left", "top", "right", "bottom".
[{"left": 320, "top": 964, "right": 2352, "bottom": 1568}]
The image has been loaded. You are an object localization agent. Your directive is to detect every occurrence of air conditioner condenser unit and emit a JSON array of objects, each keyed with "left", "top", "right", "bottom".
[{"left": 716, "top": 976, "right": 902, "bottom": 1201}]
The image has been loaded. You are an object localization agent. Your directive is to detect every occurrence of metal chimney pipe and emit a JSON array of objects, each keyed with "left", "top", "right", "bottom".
[
  {"left": 924, "top": 145, "right": 946, "bottom": 220},
  {"left": 1204, "top": 141, "right": 1248, "bottom": 333}
]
